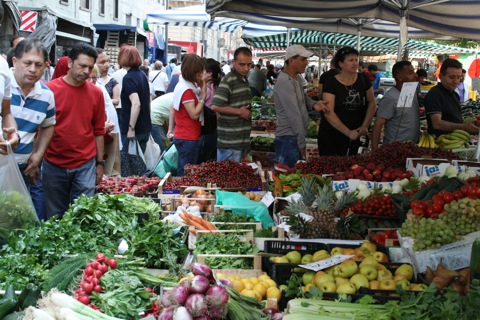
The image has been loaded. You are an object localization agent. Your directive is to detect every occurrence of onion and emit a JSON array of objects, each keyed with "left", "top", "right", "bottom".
[
  {"left": 173, "top": 306, "right": 193, "bottom": 320},
  {"left": 205, "top": 285, "right": 229, "bottom": 307},
  {"left": 190, "top": 275, "right": 210, "bottom": 294},
  {"left": 158, "top": 306, "right": 175, "bottom": 320},
  {"left": 208, "top": 306, "right": 227, "bottom": 319},
  {"left": 194, "top": 317, "right": 212, "bottom": 320},
  {"left": 194, "top": 189, "right": 206, "bottom": 197},
  {"left": 219, "top": 278, "right": 233, "bottom": 288},
  {"left": 160, "top": 286, "right": 189, "bottom": 307},
  {"left": 191, "top": 262, "right": 213, "bottom": 279},
  {"left": 185, "top": 294, "right": 207, "bottom": 318}
]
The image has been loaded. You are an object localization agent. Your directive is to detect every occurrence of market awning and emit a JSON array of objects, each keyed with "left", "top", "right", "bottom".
[{"left": 93, "top": 24, "right": 137, "bottom": 33}]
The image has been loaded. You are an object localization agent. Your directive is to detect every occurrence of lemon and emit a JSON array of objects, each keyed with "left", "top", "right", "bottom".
[
  {"left": 261, "top": 281, "right": 271, "bottom": 288},
  {"left": 265, "top": 279, "right": 277, "bottom": 288},
  {"left": 232, "top": 280, "right": 244, "bottom": 292},
  {"left": 241, "top": 278, "right": 252, "bottom": 285},
  {"left": 227, "top": 276, "right": 236, "bottom": 282},
  {"left": 253, "top": 283, "right": 267, "bottom": 298},
  {"left": 266, "top": 287, "right": 282, "bottom": 300},
  {"left": 240, "top": 289, "right": 257, "bottom": 300},
  {"left": 244, "top": 282, "right": 254, "bottom": 290},
  {"left": 216, "top": 273, "right": 226, "bottom": 279},
  {"left": 258, "top": 274, "right": 271, "bottom": 282},
  {"left": 254, "top": 290, "right": 262, "bottom": 301},
  {"left": 250, "top": 277, "right": 260, "bottom": 285}
]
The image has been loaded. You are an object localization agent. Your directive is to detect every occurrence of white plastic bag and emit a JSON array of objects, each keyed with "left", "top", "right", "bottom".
[{"left": 144, "top": 135, "right": 161, "bottom": 170}]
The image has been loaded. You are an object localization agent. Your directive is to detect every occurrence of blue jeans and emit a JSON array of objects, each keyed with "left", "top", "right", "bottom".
[
  {"left": 121, "top": 132, "right": 150, "bottom": 154},
  {"left": 275, "top": 135, "right": 300, "bottom": 168},
  {"left": 42, "top": 158, "right": 96, "bottom": 219},
  {"left": 174, "top": 138, "right": 199, "bottom": 176},
  {"left": 151, "top": 124, "right": 167, "bottom": 153},
  {"left": 217, "top": 148, "right": 246, "bottom": 163},
  {"left": 19, "top": 162, "right": 46, "bottom": 221}
]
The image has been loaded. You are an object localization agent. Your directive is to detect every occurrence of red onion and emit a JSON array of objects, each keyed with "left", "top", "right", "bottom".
[
  {"left": 205, "top": 285, "right": 229, "bottom": 307},
  {"left": 173, "top": 306, "right": 193, "bottom": 320},
  {"left": 208, "top": 306, "right": 227, "bottom": 319},
  {"left": 194, "top": 317, "right": 212, "bottom": 320},
  {"left": 185, "top": 294, "right": 208, "bottom": 318},
  {"left": 160, "top": 286, "right": 189, "bottom": 307},
  {"left": 190, "top": 275, "right": 210, "bottom": 294},
  {"left": 191, "top": 262, "right": 213, "bottom": 279},
  {"left": 158, "top": 306, "right": 175, "bottom": 320},
  {"left": 219, "top": 277, "right": 233, "bottom": 288}
]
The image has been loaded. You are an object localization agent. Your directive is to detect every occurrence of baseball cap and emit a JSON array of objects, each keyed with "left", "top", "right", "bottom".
[{"left": 285, "top": 45, "right": 314, "bottom": 60}]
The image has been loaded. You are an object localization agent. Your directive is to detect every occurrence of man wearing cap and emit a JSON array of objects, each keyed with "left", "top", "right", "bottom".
[{"left": 273, "top": 45, "right": 328, "bottom": 168}]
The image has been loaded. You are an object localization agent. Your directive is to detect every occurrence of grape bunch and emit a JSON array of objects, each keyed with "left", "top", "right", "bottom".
[
  {"left": 400, "top": 217, "right": 461, "bottom": 251},
  {"left": 441, "top": 197, "right": 480, "bottom": 236}
]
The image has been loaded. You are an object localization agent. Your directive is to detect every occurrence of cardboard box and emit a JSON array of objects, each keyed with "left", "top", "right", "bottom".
[
  {"left": 452, "top": 160, "right": 480, "bottom": 172},
  {"left": 405, "top": 158, "right": 451, "bottom": 178},
  {"left": 331, "top": 179, "right": 375, "bottom": 192}
]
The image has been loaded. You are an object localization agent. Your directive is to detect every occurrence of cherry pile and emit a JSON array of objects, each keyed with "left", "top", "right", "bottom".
[
  {"left": 74, "top": 253, "right": 117, "bottom": 308},
  {"left": 164, "top": 160, "right": 262, "bottom": 190},
  {"left": 349, "top": 194, "right": 397, "bottom": 217}
]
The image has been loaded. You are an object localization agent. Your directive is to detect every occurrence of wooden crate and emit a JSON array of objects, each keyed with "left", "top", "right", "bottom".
[
  {"left": 158, "top": 172, "right": 180, "bottom": 202},
  {"left": 196, "top": 254, "right": 262, "bottom": 270},
  {"left": 188, "top": 229, "right": 254, "bottom": 250},
  {"left": 171, "top": 196, "right": 216, "bottom": 214},
  {"left": 212, "top": 222, "right": 262, "bottom": 230},
  {"left": 213, "top": 269, "right": 265, "bottom": 278}
]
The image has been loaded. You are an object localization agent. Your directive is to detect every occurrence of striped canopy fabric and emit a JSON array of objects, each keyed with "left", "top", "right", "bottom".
[
  {"left": 244, "top": 30, "right": 479, "bottom": 56},
  {"left": 206, "top": 0, "right": 480, "bottom": 41}
]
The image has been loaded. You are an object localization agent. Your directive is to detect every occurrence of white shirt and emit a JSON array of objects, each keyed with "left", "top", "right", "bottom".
[
  {"left": 111, "top": 68, "right": 127, "bottom": 109},
  {"left": 149, "top": 70, "right": 169, "bottom": 92},
  {"left": 0, "top": 56, "right": 11, "bottom": 113}
]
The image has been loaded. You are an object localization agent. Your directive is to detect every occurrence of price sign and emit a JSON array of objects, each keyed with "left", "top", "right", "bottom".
[
  {"left": 397, "top": 82, "right": 418, "bottom": 109},
  {"left": 261, "top": 191, "right": 275, "bottom": 207},
  {"left": 299, "top": 254, "right": 354, "bottom": 272}
]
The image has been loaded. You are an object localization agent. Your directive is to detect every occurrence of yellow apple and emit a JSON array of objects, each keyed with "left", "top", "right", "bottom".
[
  {"left": 360, "top": 265, "right": 378, "bottom": 281},
  {"left": 330, "top": 247, "right": 344, "bottom": 256},
  {"left": 359, "top": 256, "right": 379, "bottom": 269},
  {"left": 395, "top": 264, "right": 414, "bottom": 282},
  {"left": 373, "top": 251, "right": 389, "bottom": 263},
  {"left": 360, "top": 241, "right": 377, "bottom": 254},
  {"left": 377, "top": 264, "right": 387, "bottom": 271},
  {"left": 395, "top": 278, "right": 411, "bottom": 291},
  {"left": 301, "top": 254, "right": 313, "bottom": 264},
  {"left": 350, "top": 274, "right": 370, "bottom": 291},
  {"left": 369, "top": 280, "right": 380, "bottom": 290},
  {"left": 312, "top": 250, "right": 330, "bottom": 262},
  {"left": 393, "top": 274, "right": 405, "bottom": 282},
  {"left": 335, "top": 259, "right": 358, "bottom": 278},
  {"left": 336, "top": 282, "right": 357, "bottom": 294},
  {"left": 379, "top": 279, "right": 396, "bottom": 290},
  {"left": 314, "top": 274, "right": 335, "bottom": 288},
  {"left": 334, "top": 277, "right": 350, "bottom": 287},
  {"left": 410, "top": 283, "right": 428, "bottom": 291},
  {"left": 343, "top": 248, "right": 355, "bottom": 255},
  {"left": 324, "top": 266, "right": 335, "bottom": 276},
  {"left": 302, "top": 271, "right": 315, "bottom": 285},
  {"left": 318, "top": 281, "right": 337, "bottom": 293},
  {"left": 286, "top": 251, "right": 302, "bottom": 263},
  {"left": 377, "top": 269, "right": 393, "bottom": 281}
]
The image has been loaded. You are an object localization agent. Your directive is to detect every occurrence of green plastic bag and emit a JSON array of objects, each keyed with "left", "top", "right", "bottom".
[
  {"left": 215, "top": 190, "right": 274, "bottom": 228},
  {"left": 153, "top": 144, "right": 178, "bottom": 178}
]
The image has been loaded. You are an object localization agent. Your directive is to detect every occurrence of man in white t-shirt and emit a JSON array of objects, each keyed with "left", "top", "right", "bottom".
[{"left": 0, "top": 55, "right": 19, "bottom": 154}]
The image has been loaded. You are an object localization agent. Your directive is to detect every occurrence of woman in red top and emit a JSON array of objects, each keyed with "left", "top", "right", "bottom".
[{"left": 172, "top": 54, "right": 207, "bottom": 176}]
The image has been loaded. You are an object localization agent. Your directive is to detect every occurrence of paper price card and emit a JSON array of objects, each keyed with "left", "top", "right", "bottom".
[
  {"left": 397, "top": 82, "right": 418, "bottom": 109},
  {"left": 261, "top": 191, "right": 274, "bottom": 207},
  {"left": 299, "top": 254, "right": 354, "bottom": 272}
]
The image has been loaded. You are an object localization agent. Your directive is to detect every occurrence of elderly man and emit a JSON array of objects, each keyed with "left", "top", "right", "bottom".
[
  {"left": 273, "top": 45, "right": 327, "bottom": 167},
  {"left": 10, "top": 39, "right": 55, "bottom": 220}
]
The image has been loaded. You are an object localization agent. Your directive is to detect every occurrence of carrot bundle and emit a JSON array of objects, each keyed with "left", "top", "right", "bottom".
[{"left": 179, "top": 209, "right": 217, "bottom": 231}]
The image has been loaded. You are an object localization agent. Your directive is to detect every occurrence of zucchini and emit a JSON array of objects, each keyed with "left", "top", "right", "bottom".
[
  {"left": 21, "top": 284, "right": 41, "bottom": 309},
  {"left": 16, "top": 284, "right": 32, "bottom": 309},
  {"left": 0, "top": 285, "right": 15, "bottom": 303},
  {"left": 410, "top": 184, "right": 432, "bottom": 201},
  {"left": 0, "top": 299, "right": 18, "bottom": 319},
  {"left": 471, "top": 237, "right": 480, "bottom": 280}
]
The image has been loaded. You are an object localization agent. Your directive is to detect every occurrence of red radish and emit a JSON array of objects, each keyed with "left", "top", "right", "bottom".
[
  {"left": 80, "top": 282, "right": 94, "bottom": 294},
  {"left": 90, "top": 261, "right": 101, "bottom": 269},
  {"left": 190, "top": 275, "right": 210, "bottom": 294},
  {"left": 94, "top": 270, "right": 103, "bottom": 278},
  {"left": 185, "top": 294, "right": 207, "bottom": 317},
  {"left": 108, "top": 259, "right": 118, "bottom": 269},
  {"left": 77, "top": 295, "right": 90, "bottom": 305},
  {"left": 89, "top": 277, "right": 99, "bottom": 286},
  {"left": 98, "top": 264, "right": 109, "bottom": 274},
  {"left": 93, "top": 285, "right": 102, "bottom": 292},
  {"left": 84, "top": 266, "right": 94, "bottom": 276},
  {"left": 191, "top": 263, "right": 212, "bottom": 279},
  {"left": 96, "top": 253, "right": 106, "bottom": 263},
  {"left": 104, "top": 258, "right": 110, "bottom": 266}
]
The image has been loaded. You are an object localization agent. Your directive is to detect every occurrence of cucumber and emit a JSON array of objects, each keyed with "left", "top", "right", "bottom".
[
  {"left": 410, "top": 184, "right": 432, "bottom": 201},
  {"left": 0, "top": 285, "right": 15, "bottom": 303},
  {"left": 21, "top": 284, "right": 41, "bottom": 309},
  {"left": 16, "top": 284, "right": 32, "bottom": 310},
  {"left": 471, "top": 237, "right": 480, "bottom": 280},
  {"left": 3, "top": 310, "right": 26, "bottom": 320},
  {"left": 0, "top": 299, "right": 18, "bottom": 319}
]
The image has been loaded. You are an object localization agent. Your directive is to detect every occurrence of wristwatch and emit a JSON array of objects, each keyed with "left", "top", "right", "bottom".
[
  {"left": 96, "top": 160, "right": 105, "bottom": 167},
  {"left": 199, "top": 98, "right": 205, "bottom": 104},
  {"left": 14, "top": 130, "right": 21, "bottom": 144}
]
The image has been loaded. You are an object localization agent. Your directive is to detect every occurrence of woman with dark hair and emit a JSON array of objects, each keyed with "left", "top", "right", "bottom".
[
  {"left": 198, "top": 58, "right": 222, "bottom": 162},
  {"left": 172, "top": 53, "right": 207, "bottom": 176},
  {"left": 317, "top": 46, "right": 376, "bottom": 156},
  {"left": 117, "top": 45, "right": 151, "bottom": 153}
]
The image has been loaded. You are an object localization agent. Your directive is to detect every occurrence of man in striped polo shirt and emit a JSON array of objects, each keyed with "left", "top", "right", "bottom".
[
  {"left": 211, "top": 47, "right": 253, "bottom": 162},
  {"left": 10, "top": 39, "right": 55, "bottom": 220}
]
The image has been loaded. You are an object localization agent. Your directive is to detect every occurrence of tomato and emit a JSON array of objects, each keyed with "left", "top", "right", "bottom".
[
  {"left": 431, "top": 195, "right": 445, "bottom": 207},
  {"left": 431, "top": 203, "right": 443, "bottom": 214},
  {"left": 426, "top": 207, "right": 435, "bottom": 217},
  {"left": 412, "top": 208, "right": 425, "bottom": 217},
  {"left": 453, "top": 190, "right": 464, "bottom": 200},
  {"left": 461, "top": 185, "right": 473, "bottom": 197},
  {"left": 442, "top": 192, "right": 455, "bottom": 204},
  {"left": 417, "top": 201, "right": 428, "bottom": 211},
  {"left": 472, "top": 186, "right": 480, "bottom": 198}
]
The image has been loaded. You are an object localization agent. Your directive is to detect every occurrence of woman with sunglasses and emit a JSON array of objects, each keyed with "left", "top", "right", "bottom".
[{"left": 317, "top": 47, "right": 376, "bottom": 156}]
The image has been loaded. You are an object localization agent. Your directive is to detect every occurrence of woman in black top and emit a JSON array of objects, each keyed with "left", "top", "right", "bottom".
[{"left": 317, "top": 47, "right": 376, "bottom": 156}]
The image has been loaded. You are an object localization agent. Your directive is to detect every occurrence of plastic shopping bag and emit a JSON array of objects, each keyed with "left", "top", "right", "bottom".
[
  {"left": 144, "top": 135, "right": 161, "bottom": 171},
  {"left": 121, "top": 139, "right": 147, "bottom": 177},
  {"left": 0, "top": 142, "right": 39, "bottom": 244},
  {"left": 154, "top": 144, "right": 178, "bottom": 178}
]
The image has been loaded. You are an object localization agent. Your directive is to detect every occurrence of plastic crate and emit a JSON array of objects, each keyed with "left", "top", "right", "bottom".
[
  {"left": 452, "top": 148, "right": 476, "bottom": 160},
  {"left": 325, "top": 242, "right": 391, "bottom": 260}
]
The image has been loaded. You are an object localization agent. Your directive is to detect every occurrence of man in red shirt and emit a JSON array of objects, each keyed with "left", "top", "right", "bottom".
[{"left": 43, "top": 43, "right": 105, "bottom": 218}]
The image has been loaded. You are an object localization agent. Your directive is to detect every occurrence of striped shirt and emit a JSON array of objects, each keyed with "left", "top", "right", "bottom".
[
  {"left": 10, "top": 70, "right": 56, "bottom": 164},
  {"left": 211, "top": 70, "right": 252, "bottom": 150}
]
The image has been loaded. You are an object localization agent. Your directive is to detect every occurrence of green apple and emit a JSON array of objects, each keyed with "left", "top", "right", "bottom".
[
  {"left": 335, "top": 259, "right": 358, "bottom": 278},
  {"left": 379, "top": 278, "right": 396, "bottom": 290},
  {"left": 336, "top": 282, "right": 357, "bottom": 294},
  {"left": 312, "top": 250, "right": 330, "bottom": 262},
  {"left": 301, "top": 254, "right": 313, "bottom": 264},
  {"left": 373, "top": 251, "right": 389, "bottom": 263},
  {"left": 286, "top": 251, "right": 302, "bottom": 263},
  {"left": 302, "top": 271, "right": 315, "bottom": 285},
  {"left": 360, "top": 265, "right": 378, "bottom": 281},
  {"left": 330, "top": 247, "right": 344, "bottom": 256},
  {"left": 395, "top": 264, "right": 414, "bottom": 282},
  {"left": 395, "top": 278, "right": 411, "bottom": 291},
  {"left": 359, "top": 256, "right": 379, "bottom": 269},
  {"left": 275, "top": 256, "right": 290, "bottom": 263},
  {"left": 324, "top": 266, "right": 335, "bottom": 276},
  {"left": 410, "top": 283, "right": 428, "bottom": 291},
  {"left": 334, "top": 277, "right": 350, "bottom": 287},
  {"left": 350, "top": 274, "right": 369, "bottom": 291},
  {"left": 318, "top": 281, "right": 337, "bottom": 293},
  {"left": 360, "top": 241, "right": 377, "bottom": 254},
  {"left": 314, "top": 274, "right": 334, "bottom": 287},
  {"left": 377, "top": 269, "right": 393, "bottom": 281}
]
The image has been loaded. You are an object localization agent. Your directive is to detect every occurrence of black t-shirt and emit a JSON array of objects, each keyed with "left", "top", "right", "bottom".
[
  {"left": 424, "top": 83, "right": 463, "bottom": 137},
  {"left": 319, "top": 68, "right": 339, "bottom": 84},
  {"left": 317, "top": 73, "right": 371, "bottom": 156}
]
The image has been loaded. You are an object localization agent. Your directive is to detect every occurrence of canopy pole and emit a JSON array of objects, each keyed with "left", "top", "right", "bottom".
[
  {"left": 397, "top": 9, "right": 408, "bottom": 61},
  {"left": 287, "top": 27, "right": 291, "bottom": 46},
  {"left": 164, "top": 0, "right": 169, "bottom": 65},
  {"left": 356, "top": 27, "right": 361, "bottom": 54}
]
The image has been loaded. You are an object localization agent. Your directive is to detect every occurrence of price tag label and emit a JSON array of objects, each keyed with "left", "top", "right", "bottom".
[
  {"left": 299, "top": 254, "right": 354, "bottom": 272},
  {"left": 261, "top": 191, "right": 274, "bottom": 207}
]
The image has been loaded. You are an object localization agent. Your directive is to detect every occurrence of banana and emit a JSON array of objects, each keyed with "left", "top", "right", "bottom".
[
  {"left": 442, "top": 141, "right": 465, "bottom": 150},
  {"left": 439, "top": 135, "right": 462, "bottom": 145},
  {"left": 418, "top": 134, "right": 426, "bottom": 147},
  {"left": 428, "top": 134, "right": 436, "bottom": 148},
  {"left": 452, "top": 129, "right": 471, "bottom": 140},
  {"left": 449, "top": 132, "right": 470, "bottom": 142}
]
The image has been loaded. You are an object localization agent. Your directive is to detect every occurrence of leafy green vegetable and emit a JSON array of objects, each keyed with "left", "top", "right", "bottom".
[
  {"left": 0, "top": 254, "right": 46, "bottom": 289},
  {"left": 213, "top": 211, "right": 255, "bottom": 224},
  {"left": 254, "top": 228, "right": 277, "bottom": 238}
]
